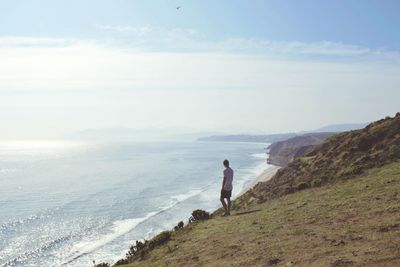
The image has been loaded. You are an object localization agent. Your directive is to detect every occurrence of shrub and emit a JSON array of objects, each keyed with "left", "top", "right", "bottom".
[
  {"left": 93, "top": 262, "right": 110, "bottom": 267},
  {"left": 174, "top": 221, "right": 184, "bottom": 231},
  {"left": 189, "top": 209, "right": 210, "bottom": 223},
  {"left": 126, "top": 240, "right": 148, "bottom": 260},
  {"left": 148, "top": 231, "right": 172, "bottom": 249},
  {"left": 114, "top": 258, "right": 129, "bottom": 265}
]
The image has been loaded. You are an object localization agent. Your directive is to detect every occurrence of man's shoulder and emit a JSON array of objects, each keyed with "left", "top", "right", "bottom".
[{"left": 224, "top": 167, "right": 233, "bottom": 175}]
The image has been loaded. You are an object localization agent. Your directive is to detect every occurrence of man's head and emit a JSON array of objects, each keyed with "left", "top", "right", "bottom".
[{"left": 223, "top": 159, "right": 229, "bottom": 168}]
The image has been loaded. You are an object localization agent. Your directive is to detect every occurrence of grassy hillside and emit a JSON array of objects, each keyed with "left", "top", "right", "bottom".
[
  {"left": 117, "top": 162, "right": 400, "bottom": 266},
  {"left": 236, "top": 113, "right": 400, "bottom": 208},
  {"left": 107, "top": 113, "right": 400, "bottom": 267}
]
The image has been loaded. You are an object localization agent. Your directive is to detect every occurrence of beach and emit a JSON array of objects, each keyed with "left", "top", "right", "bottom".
[{"left": 235, "top": 165, "right": 280, "bottom": 198}]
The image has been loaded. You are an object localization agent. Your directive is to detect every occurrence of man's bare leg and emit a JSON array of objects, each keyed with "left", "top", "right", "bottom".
[
  {"left": 227, "top": 198, "right": 231, "bottom": 215},
  {"left": 220, "top": 198, "right": 228, "bottom": 214}
]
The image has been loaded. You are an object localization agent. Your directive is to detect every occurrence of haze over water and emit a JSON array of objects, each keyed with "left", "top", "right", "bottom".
[{"left": 0, "top": 140, "right": 271, "bottom": 266}]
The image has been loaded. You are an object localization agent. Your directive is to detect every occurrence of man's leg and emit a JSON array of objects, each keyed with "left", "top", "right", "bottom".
[
  {"left": 220, "top": 197, "right": 228, "bottom": 214},
  {"left": 227, "top": 198, "right": 231, "bottom": 215}
]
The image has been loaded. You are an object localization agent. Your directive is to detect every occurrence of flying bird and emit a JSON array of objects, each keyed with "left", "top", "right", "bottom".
[{"left": 176, "top": 6, "right": 181, "bottom": 10}]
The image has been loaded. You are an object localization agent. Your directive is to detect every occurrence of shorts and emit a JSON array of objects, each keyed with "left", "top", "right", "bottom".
[{"left": 220, "top": 189, "right": 232, "bottom": 199}]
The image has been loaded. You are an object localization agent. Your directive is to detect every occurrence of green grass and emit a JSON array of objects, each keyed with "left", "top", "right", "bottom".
[{"left": 115, "top": 162, "right": 400, "bottom": 267}]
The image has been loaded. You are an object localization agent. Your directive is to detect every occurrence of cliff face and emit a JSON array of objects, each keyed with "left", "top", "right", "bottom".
[
  {"left": 240, "top": 113, "right": 400, "bottom": 205},
  {"left": 267, "top": 132, "right": 335, "bottom": 166}
]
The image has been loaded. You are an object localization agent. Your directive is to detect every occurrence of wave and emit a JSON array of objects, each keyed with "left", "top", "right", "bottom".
[
  {"left": 2, "top": 235, "right": 72, "bottom": 267},
  {"left": 171, "top": 189, "right": 202, "bottom": 203},
  {"left": 61, "top": 212, "right": 157, "bottom": 265},
  {"left": 250, "top": 153, "right": 267, "bottom": 159},
  {"left": 0, "top": 212, "right": 49, "bottom": 234},
  {"left": 0, "top": 168, "right": 18, "bottom": 174},
  {"left": 62, "top": 188, "right": 206, "bottom": 265}
]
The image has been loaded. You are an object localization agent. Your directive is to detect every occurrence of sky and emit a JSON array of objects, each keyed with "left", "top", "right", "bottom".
[{"left": 0, "top": 0, "right": 400, "bottom": 139}]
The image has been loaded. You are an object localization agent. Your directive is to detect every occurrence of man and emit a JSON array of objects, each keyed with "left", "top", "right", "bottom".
[{"left": 220, "top": 159, "right": 234, "bottom": 216}]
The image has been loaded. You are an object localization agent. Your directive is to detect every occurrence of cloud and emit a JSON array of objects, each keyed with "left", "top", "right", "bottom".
[
  {"left": 93, "top": 24, "right": 400, "bottom": 60},
  {"left": 1, "top": 30, "right": 398, "bottom": 61},
  {"left": 96, "top": 24, "right": 155, "bottom": 35},
  {"left": 216, "top": 39, "right": 371, "bottom": 56},
  {"left": 0, "top": 33, "right": 399, "bottom": 138},
  {"left": 0, "top": 36, "right": 76, "bottom": 47},
  {"left": 0, "top": 34, "right": 399, "bottom": 94}
]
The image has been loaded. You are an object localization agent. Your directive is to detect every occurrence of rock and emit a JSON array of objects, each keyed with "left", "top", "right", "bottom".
[
  {"left": 296, "top": 202, "right": 308, "bottom": 208},
  {"left": 268, "top": 256, "right": 281, "bottom": 265},
  {"left": 331, "top": 258, "right": 353, "bottom": 266},
  {"left": 331, "top": 240, "right": 346, "bottom": 246},
  {"left": 378, "top": 223, "right": 400, "bottom": 232},
  {"left": 350, "top": 235, "right": 363, "bottom": 241},
  {"left": 296, "top": 182, "right": 309, "bottom": 191}
]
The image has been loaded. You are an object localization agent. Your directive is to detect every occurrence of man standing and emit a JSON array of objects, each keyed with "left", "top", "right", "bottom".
[{"left": 220, "top": 159, "right": 234, "bottom": 216}]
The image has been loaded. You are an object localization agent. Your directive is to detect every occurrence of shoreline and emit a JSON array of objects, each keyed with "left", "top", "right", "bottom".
[
  {"left": 235, "top": 165, "right": 280, "bottom": 199},
  {"left": 105, "top": 161, "right": 280, "bottom": 265}
]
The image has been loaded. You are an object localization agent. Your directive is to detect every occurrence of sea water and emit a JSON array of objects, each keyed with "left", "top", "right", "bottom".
[{"left": 0, "top": 141, "right": 272, "bottom": 266}]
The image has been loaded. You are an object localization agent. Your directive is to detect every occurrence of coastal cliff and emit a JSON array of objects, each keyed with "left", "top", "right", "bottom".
[
  {"left": 102, "top": 113, "right": 400, "bottom": 267},
  {"left": 266, "top": 132, "right": 335, "bottom": 166}
]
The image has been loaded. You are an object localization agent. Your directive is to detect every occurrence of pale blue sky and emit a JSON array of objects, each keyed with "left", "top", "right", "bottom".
[
  {"left": 1, "top": 0, "right": 400, "bottom": 49},
  {"left": 0, "top": 1, "right": 399, "bottom": 139}
]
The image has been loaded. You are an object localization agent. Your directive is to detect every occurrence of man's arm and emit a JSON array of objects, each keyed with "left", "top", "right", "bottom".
[{"left": 222, "top": 176, "right": 226, "bottom": 190}]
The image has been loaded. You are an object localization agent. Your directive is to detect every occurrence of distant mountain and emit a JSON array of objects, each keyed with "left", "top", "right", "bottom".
[
  {"left": 197, "top": 133, "right": 297, "bottom": 143},
  {"left": 267, "top": 132, "right": 335, "bottom": 166},
  {"left": 70, "top": 127, "right": 220, "bottom": 142},
  {"left": 197, "top": 123, "right": 368, "bottom": 143},
  {"left": 310, "top": 123, "right": 368, "bottom": 133}
]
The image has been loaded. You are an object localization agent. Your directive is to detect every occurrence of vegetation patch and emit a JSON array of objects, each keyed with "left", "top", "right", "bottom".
[{"left": 188, "top": 209, "right": 210, "bottom": 223}]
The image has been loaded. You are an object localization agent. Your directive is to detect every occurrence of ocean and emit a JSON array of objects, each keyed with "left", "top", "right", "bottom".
[{"left": 0, "top": 140, "right": 272, "bottom": 266}]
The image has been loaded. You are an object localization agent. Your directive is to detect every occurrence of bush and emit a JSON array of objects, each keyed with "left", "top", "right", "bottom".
[
  {"left": 120, "top": 231, "right": 173, "bottom": 264},
  {"left": 189, "top": 209, "right": 210, "bottom": 223},
  {"left": 93, "top": 262, "right": 110, "bottom": 267},
  {"left": 126, "top": 240, "right": 148, "bottom": 260},
  {"left": 174, "top": 220, "right": 184, "bottom": 231},
  {"left": 148, "top": 231, "right": 172, "bottom": 249},
  {"left": 114, "top": 258, "right": 129, "bottom": 265}
]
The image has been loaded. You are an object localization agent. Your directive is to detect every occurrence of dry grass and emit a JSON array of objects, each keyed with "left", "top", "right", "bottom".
[{"left": 116, "top": 162, "right": 400, "bottom": 267}]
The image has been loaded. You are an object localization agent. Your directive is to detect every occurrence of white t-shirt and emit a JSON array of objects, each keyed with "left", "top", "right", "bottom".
[{"left": 223, "top": 167, "right": 234, "bottom": 191}]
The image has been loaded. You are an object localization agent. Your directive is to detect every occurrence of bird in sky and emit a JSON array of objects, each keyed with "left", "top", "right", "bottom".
[{"left": 176, "top": 6, "right": 181, "bottom": 10}]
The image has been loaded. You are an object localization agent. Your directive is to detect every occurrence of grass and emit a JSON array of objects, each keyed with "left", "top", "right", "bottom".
[
  {"left": 116, "top": 162, "right": 400, "bottom": 267},
  {"left": 109, "top": 114, "right": 400, "bottom": 266}
]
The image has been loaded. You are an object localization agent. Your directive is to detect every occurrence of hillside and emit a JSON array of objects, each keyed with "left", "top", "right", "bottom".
[
  {"left": 267, "top": 132, "right": 335, "bottom": 166},
  {"left": 106, "top": 113, "right": 400, "bottom": 267},
  {"left": 236, "top": 113, "right": 400, "bottom": 208},
  {"left": 115, "top": 163, "right": 400, "bottom": 267},
  {"left": 312, "top": 123, "right": 368, "bottom": 133}
]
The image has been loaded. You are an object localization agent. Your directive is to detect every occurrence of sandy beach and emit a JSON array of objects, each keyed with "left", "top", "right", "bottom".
[{"left": 235, "top": 165, "right": 280, "bottom": 198}]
